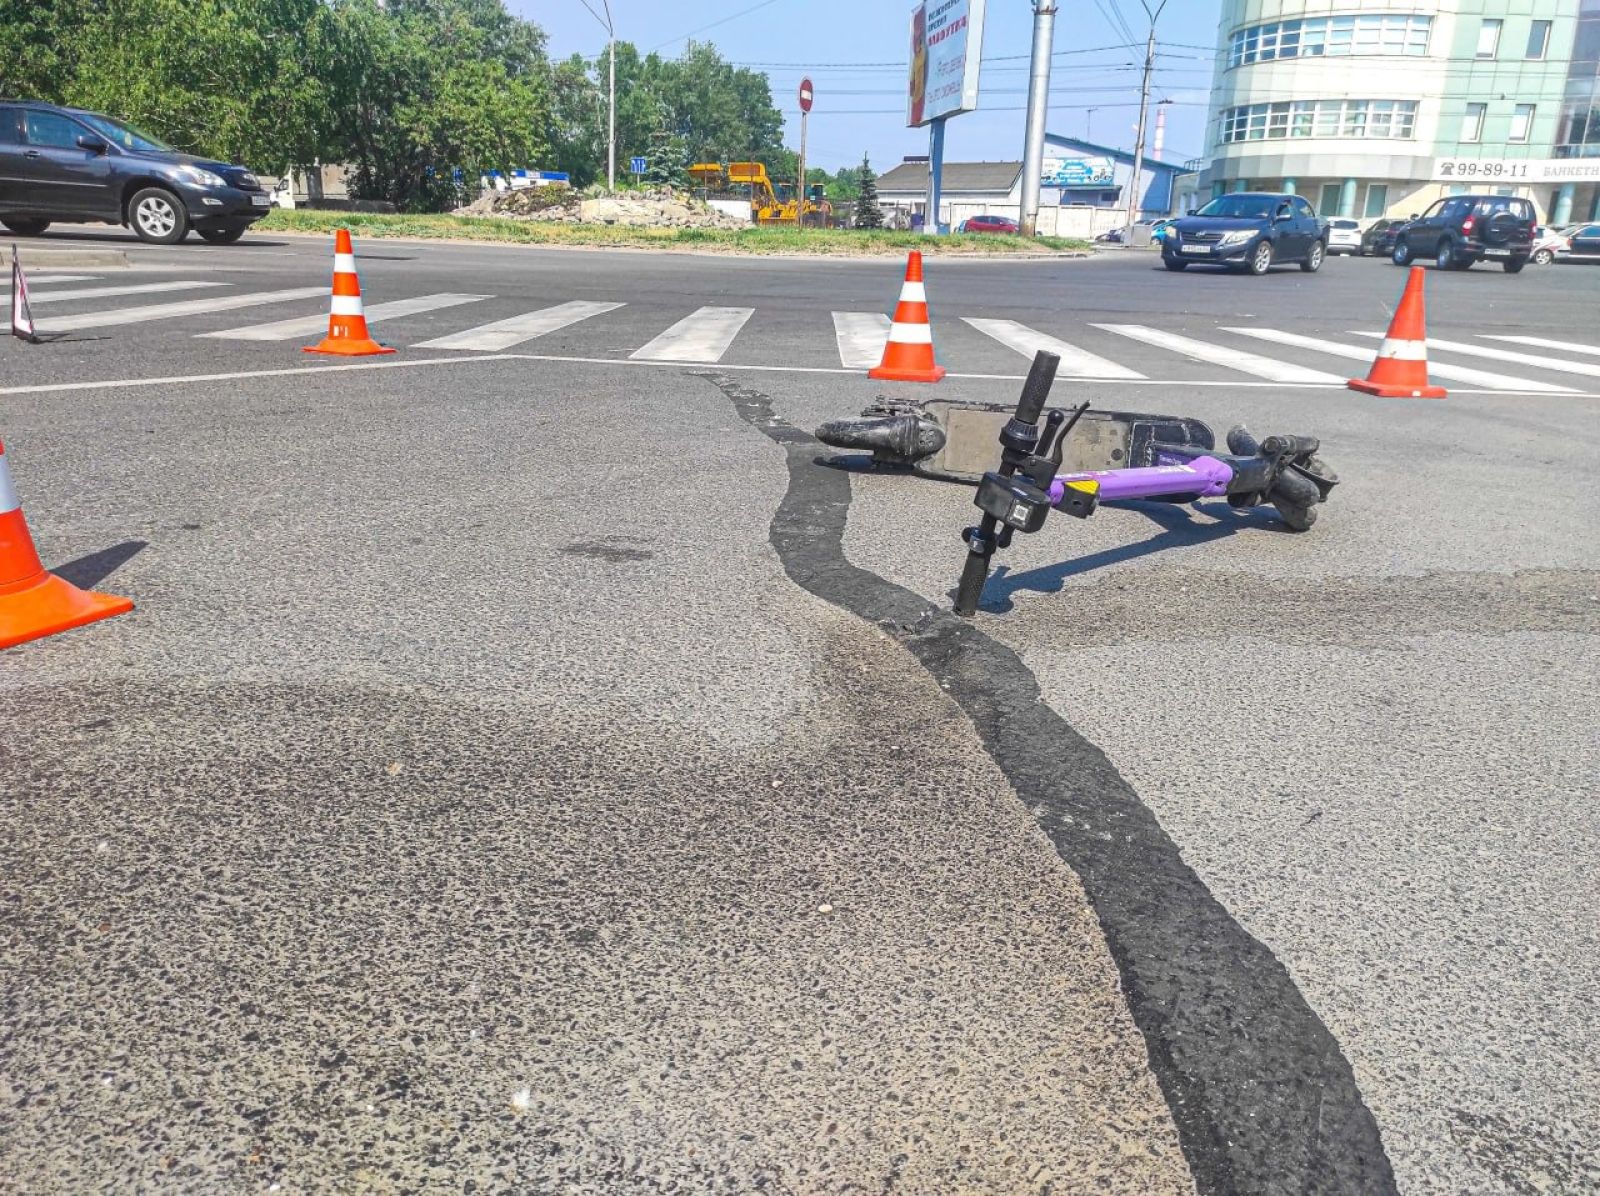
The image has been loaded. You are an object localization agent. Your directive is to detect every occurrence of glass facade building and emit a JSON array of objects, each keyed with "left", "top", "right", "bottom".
[{"left": 1198, "top": 0, "right": 1600, "bottom": 224}]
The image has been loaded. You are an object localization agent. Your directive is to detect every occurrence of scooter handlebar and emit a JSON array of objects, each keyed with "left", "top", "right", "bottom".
[{"left": 1013, "top": 351, "right": 1061, "bottom": 427}]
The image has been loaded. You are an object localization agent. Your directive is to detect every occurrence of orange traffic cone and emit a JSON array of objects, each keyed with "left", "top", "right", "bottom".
[
  {"left": 869, "top": 250, "right": 945, "bottom": 383},
  {"left": 304, "top": 229, "right": 394, "bottom": 357},
  {"left": 1348, "top": 266, "right": 1446, "bottom": 399},
  {"left": 0, "top": 439, "right": 133, "bottom": 650}
]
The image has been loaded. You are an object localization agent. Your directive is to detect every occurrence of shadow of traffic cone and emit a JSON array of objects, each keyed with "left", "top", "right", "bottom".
[
  {"left": 304, "top": 228, "right": 395, "bottom": 357},
  {"left": 11, "top": 257, "right": 42, "bottom": 345},
  {"left": 1348, "top": 266, "right": 1446, "bottom": 399},
  {"left": 869, "top": 250, "right": 945, "bottom": 383},
  {"left": 0, "top": 439, "right": 133, "bottom": 650}
]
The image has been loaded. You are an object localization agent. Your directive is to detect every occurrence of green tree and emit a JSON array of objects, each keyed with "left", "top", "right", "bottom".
[
  {"left": 854, "top": 154, "right": 883, "bottom": 230},
  {"left": 644, "top": 125, "right": 689, "bottom": 189}
]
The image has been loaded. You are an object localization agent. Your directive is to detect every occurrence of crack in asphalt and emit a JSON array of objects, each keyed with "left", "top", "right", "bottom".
[{"left": 701, "top": 370, "right": 1399, "bottom": 1196}]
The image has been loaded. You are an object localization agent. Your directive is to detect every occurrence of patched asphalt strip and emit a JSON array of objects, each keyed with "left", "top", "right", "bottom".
[{"left": 700, "top": 370, "right": 1398, "bottom": 1196}]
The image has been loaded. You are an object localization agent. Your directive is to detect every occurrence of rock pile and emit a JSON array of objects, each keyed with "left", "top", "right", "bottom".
[{"left": 454, "top": 185, "right": 748, "bottom": 229}]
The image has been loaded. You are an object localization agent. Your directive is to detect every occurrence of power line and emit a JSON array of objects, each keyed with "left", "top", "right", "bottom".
[{"left": 648, "top": 0, "right": 791, "bottom": 53}]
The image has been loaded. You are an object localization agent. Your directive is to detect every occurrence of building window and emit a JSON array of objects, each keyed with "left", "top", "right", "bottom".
[
  {"left": 1463, "top": 103, "right": 1487, "bottom": 142},
  {"left": 1526, "top": 20, "right": 1551, "bottom": 59},
  {"left": 1510, "top": 103, "right": 1535, "bottom": 142},
  {"left": 1318, "top": 183, "right": 1344, "bottom": 217},
  {"left": 1219, "top": 99, "right": 1418, "bottom": 143},
  {"left": 1227, "top": 14, "right": 1431, "bottom": 67},
  {"left": 1364, "top": 183, "right": 1389, "bottom": 218},
  {"left": 1477, "top": 18, "right": 1502, "bottom": 58}
]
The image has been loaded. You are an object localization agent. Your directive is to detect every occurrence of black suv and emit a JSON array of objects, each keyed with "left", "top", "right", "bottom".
[
  {"left": 1162, "top": 192, "right": 1328, "bottom": 275},
  {"left": 1391, "top": 195, "right": 1535, "bottom": 273},
  {"left": 0, "top": 101, "right": 270, "bottom": 244}
]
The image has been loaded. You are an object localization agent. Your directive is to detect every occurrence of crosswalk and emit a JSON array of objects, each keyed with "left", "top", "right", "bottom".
[{"left": 12, "top": 274, "right": 1600, "bottom": 395}]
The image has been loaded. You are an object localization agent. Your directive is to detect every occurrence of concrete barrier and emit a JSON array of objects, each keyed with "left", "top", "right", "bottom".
[{"left": 1, "top": 244, "right": 130, "bottom": 269}]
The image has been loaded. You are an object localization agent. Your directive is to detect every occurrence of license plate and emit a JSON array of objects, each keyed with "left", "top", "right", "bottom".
[
  {"left": 1181, "top": 244, "right": 1209, "bottom": 255},
  {"left": 251, "top": 194, "right": 270, "bottom": 207}
]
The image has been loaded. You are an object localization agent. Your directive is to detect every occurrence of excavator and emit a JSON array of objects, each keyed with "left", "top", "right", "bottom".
[{"left": 689, "top": 161, "right": 831, "bottom": 226}]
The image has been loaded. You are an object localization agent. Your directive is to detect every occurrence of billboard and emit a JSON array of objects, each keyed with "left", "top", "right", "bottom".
[
  {"left": 1042, "top": 156, "right": 1116, "bottom": 187},
  {"left": 908, "top": 0, "right": 987, "bottom": 127},
  {"left": 1430, "top": 157, "right": 1600, "bottom": 184}
]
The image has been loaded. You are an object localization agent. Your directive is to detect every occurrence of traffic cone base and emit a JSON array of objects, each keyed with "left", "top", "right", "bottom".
[
  {"left": 303, "top": 230, "right": 394, "bottom": 357},
  {"left": 1348, "top": 266, "right": 1446, "bottom": 399},
  {"left": 0, "top": 570, "right": 134, "bottom": 650},
  {"left": 0, "top": 490, "right": 132, "bottom": 650},
  {"left": 869, "top": 251, "right": 945, "bottom": 383}
]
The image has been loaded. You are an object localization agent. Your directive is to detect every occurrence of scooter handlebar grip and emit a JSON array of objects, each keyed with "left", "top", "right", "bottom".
[
  {"left": 1014, "top": 351, "right": 1061, "bottom": 426},
  {"left": 1262, "top": 433, "right": 1320, "bottom": 457}
]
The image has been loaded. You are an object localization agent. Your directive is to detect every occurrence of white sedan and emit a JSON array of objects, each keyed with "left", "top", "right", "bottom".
[
  {"left": 1531, "top": 226, "right": 1569, "bottom": 266},
  {"left": 1326, "top": 218, "right": 1362, "bottom": 255}
]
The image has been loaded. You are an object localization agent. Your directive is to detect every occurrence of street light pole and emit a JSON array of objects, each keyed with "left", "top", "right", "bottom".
[
  {"left": 581, "top": 0, "right": 617, "bottom": 190},
  {"left": 1018, "top": 0, "right": 1058, "bottom": 238},
  {"left": 1123, "top": 0, "right": 1167, "bottom": 239}
]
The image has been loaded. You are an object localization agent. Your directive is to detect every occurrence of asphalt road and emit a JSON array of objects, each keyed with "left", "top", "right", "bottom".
[{"left": 2, "top": 228, "right": 1597, "bottom": 1195}]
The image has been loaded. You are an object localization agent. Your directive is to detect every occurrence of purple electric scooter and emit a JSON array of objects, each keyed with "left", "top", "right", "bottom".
[{"left": 955, "top": 350, "right": 1337, "bottom": 616}]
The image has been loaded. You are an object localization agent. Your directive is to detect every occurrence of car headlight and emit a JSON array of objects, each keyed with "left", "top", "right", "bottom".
[
  {"left": 176, "top": 165, "right": 228, "bottom": 188},
  {"left": 236, "top": 172, "right": 259, "bottom": 190},
  {"left": 1218, "top": 229, "right": 1257, "bottom": 246}
]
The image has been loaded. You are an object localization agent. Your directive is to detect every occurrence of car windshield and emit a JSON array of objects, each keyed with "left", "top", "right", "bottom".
[
  {"left": 74, "top": 112, "right": 172, "bottom": 153},
  {"left": 1196, "top": 196, "right": 1274, "bottom": 220}
]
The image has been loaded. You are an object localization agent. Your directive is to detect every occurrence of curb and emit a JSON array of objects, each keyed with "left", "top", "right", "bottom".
[{"left": 2, "top": 244, "right": 130, "bottom": 269}]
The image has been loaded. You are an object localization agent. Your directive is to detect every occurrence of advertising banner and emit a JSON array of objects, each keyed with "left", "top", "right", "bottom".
[
  {"left": 1430, "top": 157, "right": 1600, "bottom": 184},
  {"left": 908, "top": 0, "right": 987, "bottom": 128},
  {"left": 1042, "top": 156, "right": 1116, "bottom": 186}
]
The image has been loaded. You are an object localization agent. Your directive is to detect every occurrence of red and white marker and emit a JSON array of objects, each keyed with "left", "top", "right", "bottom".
[{"left": 798, "top": 78, "right": 814, "bottom": 113}]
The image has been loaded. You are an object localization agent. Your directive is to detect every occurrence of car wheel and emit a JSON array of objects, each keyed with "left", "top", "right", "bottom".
[
  {"left": 1392, "top": 239, "right": 1411, "bottom": 266},
  {"left": 1247, "top": 240, "right": 1273, "bottom": 275},
  {"left": 1, "top": 217, "right": 50, "bottom": 236},
  {"left": 197, "top": 225, "right": 248, "bottom": 245},
  {"left": 1436, "top": 241, "right": 1456, "bottom": 270},
  {"left": 1532, "top": 248, "right": 1554, "bottom": 266},
  {"left": 1503, "top": 257, "right": 1527, "bottom": 274},
  {"left": 1163, "top": 258, "right": 1188, "bottom": 271},
  {"left": 1300, "top": 240, "right": 1325, "bottom": 273},
  {"left": 129, "top": 187, "right": 189, "bottom": 244}
]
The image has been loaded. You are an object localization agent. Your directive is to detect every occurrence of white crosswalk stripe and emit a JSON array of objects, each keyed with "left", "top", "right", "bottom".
[
  {"left": 1226, "top": 327, "right": 1577, "bottom": 393},
  {"left": 630, "top": 306, "right": 754, "bottom": 362},
  {"left": 199, "top": 293, "right": 490, "bottom": 341},
  {"left": 36, "top": 287, "right": 329, "bottom": 333},
  {"left": 832, "top": 312, "right": 890, "bottom": 368},
  {"left": 963, "top": 318, "right": 1146, "bottom": 379},
  {"left": 1481, "top": 334, "right": 1600, "bottom": 359},
  {"left": 1350, "top": 332, "right": 1600, "bottom": 380},
  {"left": 1092, "top": 324, "right": 1345, "bottom": 384},
  {"left": 3, "top": 280, "right": 227, "bottom": 307},
  {"left": 415, "top": 300, "right": 624, "bottom": 351},
  {"left": 15, "top": 274, "right": 98, "bottom": 286}
]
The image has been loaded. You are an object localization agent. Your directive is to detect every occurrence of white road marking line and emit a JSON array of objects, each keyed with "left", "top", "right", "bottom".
[
  {"left": 415, "top": 300, "right": 625, "bottom": 351},
  {"left": 630, "top": 306, "right": 754, "bottom": 362},
  {"left": 1482, "top": 334, "right": 1600, "bottom": 358},
  {"left": 832, "top": 312, "right": 891, "bottom": 368},
  {"left": 199, "top": 293, "right": 491, "bottom": 341},
  {"left": 0, "top": 355, "right": 522, "bottom": 396},
  {"left": 1092, "top": 324, "right": 1345, "bottom": 384},
  {"left": 0, "top": 350, "right": 1590, "bottom": 397},
  {"left": 3, "top": 280, "right": 228, "bottom": 307},
  {"left": 39, "top": 287, "right": 329, "bottom": 332},
  {"left": 963, "top": 317, "right": 1145, "bottom": 379},
  {"left": 1349, "top": 331, "right": 1600, "bottom": 380},
  {"left": 1227, "top": 327, "right": 1578, "bottom": 394},
  {"left": 13, "top": 274, "right": 98, "bottom": 286}
]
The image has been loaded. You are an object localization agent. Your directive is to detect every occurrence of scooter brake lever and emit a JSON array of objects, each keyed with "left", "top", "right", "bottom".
[{"left": 1049, "top": 401, "right": 1092, "bottom": 469}]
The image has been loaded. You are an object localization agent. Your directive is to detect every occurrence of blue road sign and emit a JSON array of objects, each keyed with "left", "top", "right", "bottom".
[{"left": 631, "top": 157, "right": 647, "bottom": 175}]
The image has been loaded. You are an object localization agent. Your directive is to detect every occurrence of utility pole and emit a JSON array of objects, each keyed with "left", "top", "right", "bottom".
[
  {"left": 581, "top": 0, "right": 617, "bottom": 190},
  {"left": 1018, "top": 0, "right": 1058, "bottom": 238},
  {"left": 1124, "top": 0, "right": 1168, "bottom": 239}
]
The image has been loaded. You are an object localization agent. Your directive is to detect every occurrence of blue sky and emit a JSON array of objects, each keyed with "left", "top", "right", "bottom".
[{"left": 518, "top": 0, "right": 1224, "bottom": 173}]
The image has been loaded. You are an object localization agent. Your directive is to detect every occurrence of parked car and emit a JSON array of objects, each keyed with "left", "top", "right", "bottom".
[
  {"left": 1530, "top": 226, "right": 1570, "bottom": 266},
  {"left": 0, "top": 100, "right": 270, "bottom": 244},
  {"left": 1326, "top": 218, "right": 1362, "bottom": 255},
  {"left": 1560, "top": 222, "right": 1600, "bottom": 261},
  {"left": 1390, "top": 194, "right": 1535, "bottom": 272},
  {"left": 1359, "top": 218, "right": 1408, "bottom": 257},
  {"left": 1161, "top": 192, "right": 1328, "bottom": 275},
  {"left": 1095, "top": 218, "right": 1170, "bottom": 244},
  {"left": 958, "top": 214, "right": 1019, "bottom": 235}
]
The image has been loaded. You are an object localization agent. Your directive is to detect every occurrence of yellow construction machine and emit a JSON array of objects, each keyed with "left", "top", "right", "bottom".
[{"left": 689, "top": 161, "right": 831, "bottom": 226}]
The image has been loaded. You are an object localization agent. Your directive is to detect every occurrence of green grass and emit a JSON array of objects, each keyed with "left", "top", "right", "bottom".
[{"left": 257, "top": 209, "right": 1089, "bottom": 256}]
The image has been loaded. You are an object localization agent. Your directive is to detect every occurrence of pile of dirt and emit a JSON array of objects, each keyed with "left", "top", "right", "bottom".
[{"left": 453, "top": 185, "right": 748, "bottom": 229}]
